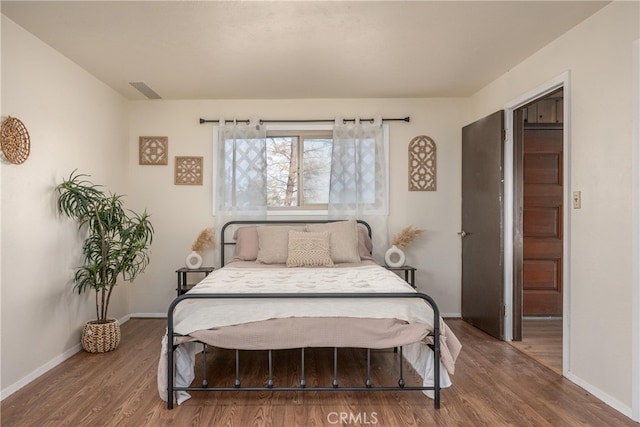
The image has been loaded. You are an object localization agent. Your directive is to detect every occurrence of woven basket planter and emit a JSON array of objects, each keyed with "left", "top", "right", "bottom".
[{"left": 82, "top": 319, "right": 121, "bottom": 353}]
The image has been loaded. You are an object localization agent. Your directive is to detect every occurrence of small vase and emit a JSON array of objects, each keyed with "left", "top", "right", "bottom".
[
  {"left": 384, "top": 245, "right": 406, "bottom": 268},
  {"left": 185, "top": 251, "right": 203, "bottom": 269}
]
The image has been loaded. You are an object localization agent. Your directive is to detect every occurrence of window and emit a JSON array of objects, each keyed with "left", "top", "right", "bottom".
[
  {"left": 214, "top": 122, "right": 389, "bottom": 217},
  {"left": 265, "top": 130, "right": 332, "bottom": 209}
]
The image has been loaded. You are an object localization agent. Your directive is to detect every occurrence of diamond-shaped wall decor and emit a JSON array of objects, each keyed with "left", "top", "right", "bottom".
[
  {"left": 175, "top": 156, "right": 203, "bottom": 185},
  {"left": 139, "top": 136, "right": 168, "bottom": 165}
]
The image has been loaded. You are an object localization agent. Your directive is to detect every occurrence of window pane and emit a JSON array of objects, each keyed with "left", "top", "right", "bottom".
[
  {"left": 302, "top": 138, "right": 332, "bottom": 205},
  {"left": 266, "top": 137, "right": 298, "bottom": 207}
]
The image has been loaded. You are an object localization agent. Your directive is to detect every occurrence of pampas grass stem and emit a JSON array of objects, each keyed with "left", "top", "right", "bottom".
[
  {"left": 391, "top": 225, "right": 424, "bottom": 248},
  {"left": 192, "top": 227, "right": 215, "bottom": 253}
]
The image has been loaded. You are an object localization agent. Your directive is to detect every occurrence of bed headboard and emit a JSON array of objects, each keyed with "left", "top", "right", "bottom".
[{"left": 220, "top": 219, "right": 372, "bottom": 266}]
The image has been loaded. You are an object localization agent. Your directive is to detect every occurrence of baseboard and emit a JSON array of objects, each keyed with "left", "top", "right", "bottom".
[
  {"left": 442, "top": 313, "right": 461, "bottom": 318},
  {"left": 565, "top": 371, "right": 633, "bottom": 420},
  {"left": 0, "top": 342, "right": 81, "bottom": 401},
  {"left": 0, "top": 314, "right": 131, "bottom": 401},
  {"left": 130, "top": 312, "right": 166, "bottom": 318}
]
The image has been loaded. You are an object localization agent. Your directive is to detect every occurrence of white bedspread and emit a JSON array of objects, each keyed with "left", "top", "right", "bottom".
[{"left": 173, "top": 264, "right": 431, "bottom": 335}]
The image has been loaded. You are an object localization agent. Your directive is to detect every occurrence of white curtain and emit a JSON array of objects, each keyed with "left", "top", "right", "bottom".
[
  {"left": 215, "top": 118, "right": 267, "bottom": 216},
  {"left": 214, "top": 118, "right": 267, "bottom": 265},
  {"left": 328, "top": 117, "right": 389, "bottom": 261}
]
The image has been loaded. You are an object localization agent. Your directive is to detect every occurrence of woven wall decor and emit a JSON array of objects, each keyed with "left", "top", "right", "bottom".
[
  {"left": 139, "top": 136, "right": 168, "bottom": 165},
  {"left": 409, "top": 135, "right": 436, "bottom": 191},
  {"left": 175, "top": 156, "right": 203, "bottom": 185},
  {"left": 0, "top": 116, "right": 31, "bottom": 164}
]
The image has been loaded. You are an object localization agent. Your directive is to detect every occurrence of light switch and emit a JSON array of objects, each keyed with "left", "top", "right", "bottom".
[{"left": 573, "top": 191, "right": 581, "bottom": 209}]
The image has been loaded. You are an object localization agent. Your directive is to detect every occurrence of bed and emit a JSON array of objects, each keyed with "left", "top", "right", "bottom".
[{"left": 159, "top": 219, "right": 461, "bottom": 410}]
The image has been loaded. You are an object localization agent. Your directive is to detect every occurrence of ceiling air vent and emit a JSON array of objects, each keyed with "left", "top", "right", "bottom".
[{"left": 129, "top": 82, "right": 162, "bottom": 99}]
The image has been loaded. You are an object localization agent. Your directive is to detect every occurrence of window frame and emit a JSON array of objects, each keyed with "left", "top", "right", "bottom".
[
  {"left": 265, "top": 129, "right": 334, "bottom": 212},
  {"left": 263, "top": 125, "right": 333, "bottom": 216}
]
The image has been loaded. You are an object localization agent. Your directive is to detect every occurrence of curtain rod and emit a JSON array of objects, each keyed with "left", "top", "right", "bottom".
[{"left": 199, "top": 116, "right": 410, "bottom": 124}]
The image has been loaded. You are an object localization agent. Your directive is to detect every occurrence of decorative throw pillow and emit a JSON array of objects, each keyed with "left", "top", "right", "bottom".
[
  {"left": 286, "top": 231, "right": 334, "bottom": 267},
  {"left": 307, "top": 220, "right": 361, "bottom": 263},
  {"left": 256, "top": 225, "right": 304, "bottom": 264}
]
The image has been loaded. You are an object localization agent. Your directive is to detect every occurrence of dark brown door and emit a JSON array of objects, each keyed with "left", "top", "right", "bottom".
[
  {"left": 522, "top": 128, "right": 563, "bottom": 315},
  {"left": 461, "top": 111, "right": 505, "bottom": 340}
]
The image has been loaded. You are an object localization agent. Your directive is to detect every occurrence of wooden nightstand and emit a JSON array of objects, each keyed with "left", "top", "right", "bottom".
[
  {"left": 385, "top": 265, "right": 416, "bottom": 288},
  {"left": 176, "top": 266, "right": 214, "bottom": 296}
]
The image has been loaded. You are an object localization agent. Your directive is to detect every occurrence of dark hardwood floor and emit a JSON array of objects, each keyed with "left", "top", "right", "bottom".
[{"left": 1, "top": 318, "right": 635, "bottom": 426}]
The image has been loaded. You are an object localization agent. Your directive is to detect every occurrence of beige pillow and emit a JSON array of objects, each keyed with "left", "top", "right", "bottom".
[
  {"left": 256, "top": 225, "right": 304, "bottom": 264},
  {"left": 357, "top": 223, "right": 374, "bottom": 261},
  {"left": 232, "top": 226, "right": 259, "bottom": 261},
  {"left": 307, "top": 220, "right": 360, "bottom": 263},
  {"left": 286, "top": 231, "right": 334, "bottom": 267}
]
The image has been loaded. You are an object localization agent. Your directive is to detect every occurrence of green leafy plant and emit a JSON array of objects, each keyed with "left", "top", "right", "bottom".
[{"left": 56, "top": 170, "right": 154, "bottom": 323}]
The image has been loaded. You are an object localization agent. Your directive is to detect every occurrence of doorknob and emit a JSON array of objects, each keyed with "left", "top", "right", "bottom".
[{"left": 458, "top": 230, "right": 470, "bottom": 238}]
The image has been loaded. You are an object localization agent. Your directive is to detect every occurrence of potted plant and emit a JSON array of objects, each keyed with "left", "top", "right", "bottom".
[{"left": 56, "top": 170, "right": 154, "bottom": 353}]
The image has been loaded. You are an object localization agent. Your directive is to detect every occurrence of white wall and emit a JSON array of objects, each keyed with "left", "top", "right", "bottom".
[
  {"left": 0, "top": 17, "right": 129, "bottom": 395},
  {"left": 127, "top": 98, "right": 466, "bottom": 317},
  {"left": 468, "top": 2, "right": 639, "bottom": 416}
]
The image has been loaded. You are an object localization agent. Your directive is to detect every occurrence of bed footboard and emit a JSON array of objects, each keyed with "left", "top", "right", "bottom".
[{"left": 166, "top": 292, "right": 441, "bottom": 410}]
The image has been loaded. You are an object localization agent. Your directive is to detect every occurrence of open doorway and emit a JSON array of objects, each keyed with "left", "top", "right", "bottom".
[{"left": 511, "top": 88, "right": 564, "bottom": 374}]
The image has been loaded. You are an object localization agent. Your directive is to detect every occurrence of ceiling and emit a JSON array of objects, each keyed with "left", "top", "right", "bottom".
[{"left": 2, "top": 1, "right": 609, "bottom": 100}]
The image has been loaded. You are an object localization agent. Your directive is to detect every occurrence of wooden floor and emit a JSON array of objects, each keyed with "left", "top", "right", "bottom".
[
  {"left": 2, "top": 318, "right": 636, "bottom": 426},
  {"left": 510, "top": 317, "right": 563, "bottom": 375}
]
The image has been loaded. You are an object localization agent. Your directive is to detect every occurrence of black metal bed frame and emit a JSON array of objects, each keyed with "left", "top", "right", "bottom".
[{"left": 166, "top": 220, "right": 442, "bottom": 410}]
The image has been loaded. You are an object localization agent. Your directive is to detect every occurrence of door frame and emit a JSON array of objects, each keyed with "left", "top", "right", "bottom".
[{"left": 502, "top": 71, "right": 571, "bottom": 377}]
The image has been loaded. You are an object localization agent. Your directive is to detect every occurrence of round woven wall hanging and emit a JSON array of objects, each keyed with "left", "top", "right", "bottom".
[{"left": 1, "top": 116, "right": 31, "bottom": 164}]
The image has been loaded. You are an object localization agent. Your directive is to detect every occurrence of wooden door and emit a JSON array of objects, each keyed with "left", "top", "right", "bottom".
[
  {"left": 461, "top": 111, "right": 505, "bottom": 340},
  {"left": 522, "top": 128, "right": 563, "bottom": 315}
]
